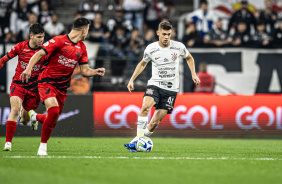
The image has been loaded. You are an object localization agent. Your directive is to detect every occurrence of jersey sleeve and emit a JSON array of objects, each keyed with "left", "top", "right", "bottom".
[
  {"left": 180, "top": 43, "right": 189, "bottom": 58},
  {"left": 78, "top": 43, "right": 88, "bottom": 65},
  {"left": 6, "top": 42, "right": 22, "bottom": 59},
  {"left": 40, "top": 37, "right": 62, "bottom": 55},
  {"left": 142, "top": 46, "right": 152, "bottom": 63}
]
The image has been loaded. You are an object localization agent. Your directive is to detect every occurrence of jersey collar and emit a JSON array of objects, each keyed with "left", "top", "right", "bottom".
[
  {"left": 28, "top": 41, "right": 40, "bottom": 50},
  {"left": 66, "top": 34, "right": 78, "bottom": 45}
]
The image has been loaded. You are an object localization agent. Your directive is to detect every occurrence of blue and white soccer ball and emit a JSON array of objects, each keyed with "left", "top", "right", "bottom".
[{"left": 135, "top": 136, "right": 153, "bottom": 152}]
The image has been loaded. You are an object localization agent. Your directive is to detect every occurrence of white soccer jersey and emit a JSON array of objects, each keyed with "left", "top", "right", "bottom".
[{"left": 143, "top": 40, "right": 189, "bottom": 92}]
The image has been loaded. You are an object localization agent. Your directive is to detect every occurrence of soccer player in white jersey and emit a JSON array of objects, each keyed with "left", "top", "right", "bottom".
[{"left": 124, "top": 21, "right": 200, "bottom": 151}]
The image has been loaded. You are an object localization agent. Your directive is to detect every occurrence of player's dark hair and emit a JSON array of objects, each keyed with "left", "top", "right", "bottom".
[
  {"left": 158, "top": 21, "right": 172, "bottom": 31},
  {"left": 72, "top": 17, "right": 91, "bottom": 30},
  {"left": 29, "top": 23, "right": 45, "bottom": 35}
]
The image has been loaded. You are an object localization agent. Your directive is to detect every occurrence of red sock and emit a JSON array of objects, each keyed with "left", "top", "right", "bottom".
[
  {"left": 6, "top": 121, "right": 17, "bottom": 142},
  {"left": 36, "top": 114, "right": 47, "bottom": 124},
  {"left": 41, "top": 106, "right": 60, "bottom": 143}
]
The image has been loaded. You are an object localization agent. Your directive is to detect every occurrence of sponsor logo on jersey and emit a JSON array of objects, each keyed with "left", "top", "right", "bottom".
[
  {"left": 158, "top": 82, "right": 173, "bottom": 88},
  {"left": 23, "top": 49, "right": 30, "bottom": 52},
  {"left": 171, "top": 53, "right": 177, "bottom": 61},
  {"left": 75, "top": 46, "right": 81, "bottom": 49},
  {"left": 58, "top": 55, "right": 78, "bottom": 68},
  {"left": 150, "top": 48, "right": 160, "bottom": 55},
  {"left": 146, "top": 88, "right": 154, "bottom": 95},
  {"left": 164, "top": 58, "right": 169, "bottom": 62},
  {"left": 65, "top": 42, "right": 71, "bottom": 45},
  {"left": 170, "top": 47, "right": 180, "bottom": 50},
  {"left": 49, "top": 39, "right": 55, "bottom": 43},
  {"left": 155, "top": 57, "right": 160, "bottom": 60}
]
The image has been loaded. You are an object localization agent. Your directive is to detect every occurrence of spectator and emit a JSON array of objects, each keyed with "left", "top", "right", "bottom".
[
  {"left": 143, "top": 28, "right": 156, "bottom": 81},
  {"left": 144, "top": 0, "right": 164, "bottom": 32},
  {"left": 258, "top": 0, "right": 277, "bottom": 35},
  {"left": 38, "top": 0, "right": 53, "bottom": 26},
  {"left": 144, "top": 29, "right": 157, "bottom": 46},
  {"left": 120, "top": 0, "right": 144, "bottom": 34},
  {"left": 230, "top": 21, "right": 252, "bottom": 47},
  {"left": 69, "top": 66, "right": 90, "bottom": 95},
  {"left": 182, "top": 22, "right": 202, "bottom": 47},
  {"left": 194, "top": 62, "right": 215, "bottom": 93},
  {"left": 20, "top": 12, "right": 38, "bottom": 41},
  {"left": 203, "top": 18, "right": 231, "bottom": 47},
  {"left": 162, "top": 1, "right": 175, "bottom": 23},
  {"left": 109, "top": 26, "right": 129, "bottom": 85},
  {"left": 0, "top": 0, "right": 13, "bottom": 41},
  {"left": 9, "top": 0, "right": 34, "bottom": 42},
  {"left": 228, "top": 0, "right": 257, "bottom": 35},
  {"left": 88, "top": 12, "right": 110, "bottom": 43},
  {"left": 186, "top": 0, "right": 216, "bottom": 37},
  {"left": 44, "top": 13, "right": 65, "bottom": 40},
  {"left": 107, "top": 6, "right": 132, "bottom": 36},
  {"left": 78, "top": 0, "right": 101, "bottom": 20},
  {"left": 252, "top": 21, "right": 271, "bottom": 48},
  {"left": 272, "top": 19, "right": 282, "bottom": 47},
  {"left": 126, "top": 28, "right": 144, "bottom": 85},
  {"left": 88, "top": 12, "right": 110, "bottom": 85}
]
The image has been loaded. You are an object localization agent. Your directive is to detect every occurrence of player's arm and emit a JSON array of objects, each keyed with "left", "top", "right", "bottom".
[
  {"left": 79, "top": 64, "right": 105, "bottom": 77},
  {"left": 0, "top": 55, "right": 9, "bottom": 70},
  {"left": 127, "top": 59, "right": 148, "bottom": 93},
  {"left": 186, "top": 53, "right": 200, "bottom": 85},
  {"left": 20, "top": 49, "right": 46, "bottom": 82}
]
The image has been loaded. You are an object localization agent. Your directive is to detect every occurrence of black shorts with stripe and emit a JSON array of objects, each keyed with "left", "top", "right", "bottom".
[{"left": 143, "top": 85, "right": 177, "bottom": 114}]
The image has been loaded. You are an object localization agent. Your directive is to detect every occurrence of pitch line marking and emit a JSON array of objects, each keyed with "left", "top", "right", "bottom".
[{"left": 3, "top": 156, "right": 282, "bottom": 160}]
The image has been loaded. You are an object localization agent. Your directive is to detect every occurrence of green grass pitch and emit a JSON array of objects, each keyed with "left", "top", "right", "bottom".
[{"left": 1, "top": 137, "right": 282, "bottom": 184}]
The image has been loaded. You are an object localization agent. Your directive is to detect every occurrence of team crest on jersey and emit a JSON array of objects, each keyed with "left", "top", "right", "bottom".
[
  {"left": 146, "top": 88, "right": 154, "bottom": 95},
  {"left": 49, "top": 39, "right": 55, "bottom": 43},
  {"left": 76, "top": 51, "right": 81, "bottom": 59},
  {"left": 171, "top": 53, "right": 177, "bottom": 61}
]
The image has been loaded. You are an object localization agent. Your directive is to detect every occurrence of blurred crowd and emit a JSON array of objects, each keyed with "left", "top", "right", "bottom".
[{"left": 1, "top": 0, "right": 282, "bottom": 93}]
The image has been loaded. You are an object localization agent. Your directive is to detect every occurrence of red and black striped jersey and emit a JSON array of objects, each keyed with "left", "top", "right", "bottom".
[
  {"left": 39, "top": 34, "right": 88, "bottom": 92},
  {"left": 6, "top": 40, "right": 47, "bottom": 93}
]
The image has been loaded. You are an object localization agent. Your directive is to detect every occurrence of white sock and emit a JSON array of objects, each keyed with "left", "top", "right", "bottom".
[
  {"left": 137, "top": 116, "right": 148, "bottom": 137},
  {"left": 144, "top": 127, "right": 153, "bottom": 137},
  {"left": 40, "top": 142, "right": 47, "bottom": 150}
]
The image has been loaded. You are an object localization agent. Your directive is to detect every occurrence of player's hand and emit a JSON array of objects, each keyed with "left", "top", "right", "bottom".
[
  {"left": 192, "top": 75, "right": 200, "bottom": 85},
  {"left": 20, "top": 69, "right": 31, "bottom": 83},
  {"left": 127, "top": 80, "right": 134, "bottom": 93},
  {"left": 96, "top": 68, "right": 106, "bottom": 76}
]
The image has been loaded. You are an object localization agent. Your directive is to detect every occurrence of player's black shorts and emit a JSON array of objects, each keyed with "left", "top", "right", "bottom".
[{"left": 143, "top": 85, "right": 177, "bottom": 114}]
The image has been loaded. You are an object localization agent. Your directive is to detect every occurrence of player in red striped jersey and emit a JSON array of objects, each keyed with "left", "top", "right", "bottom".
[
  {"left": 21, "top": 18, "right": 106, "bottom": 155},
  {"left": 0, "top": 23, "right": 47, "bottom": 151}
]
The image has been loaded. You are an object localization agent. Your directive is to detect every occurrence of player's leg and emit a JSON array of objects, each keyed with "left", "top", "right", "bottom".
[
  {"left": 144, "top": 109, "right": 168, "bottom": 137},
  {"left": 3, "top": 96, "right": 23, "bottom": 151},
  {"left": 144, "top": 88, "right": 177, "bottom": 136},
  {"left": 20, "top": 109, "right": 30, "bottom": 125},
  {"left": 38, "top": 97, "right": 60, "bottom": 155}
]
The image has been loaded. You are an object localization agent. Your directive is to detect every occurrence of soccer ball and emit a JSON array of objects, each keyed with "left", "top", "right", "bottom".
[{"left": 135, "top": 136, "right": 153, "bottom": 152}]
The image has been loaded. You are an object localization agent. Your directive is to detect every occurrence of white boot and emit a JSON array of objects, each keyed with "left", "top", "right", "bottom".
[
  {"left": 3, "top": 142, "right": 12, "bottom": 151},
  {"left": 37, "top": 143, "right": 47, "bottom": 155}
]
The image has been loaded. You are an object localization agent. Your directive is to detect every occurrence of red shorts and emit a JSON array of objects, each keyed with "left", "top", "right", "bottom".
[
  {"left": 38, "top": 83, "right": 67, "bottom": 114},
  {"left": 9, "top": 84, "right": 40, "bottom": 111}
]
